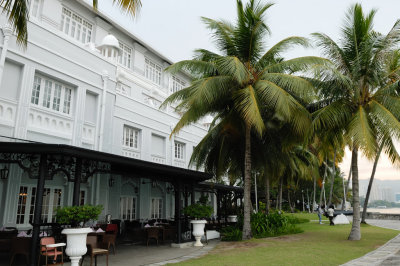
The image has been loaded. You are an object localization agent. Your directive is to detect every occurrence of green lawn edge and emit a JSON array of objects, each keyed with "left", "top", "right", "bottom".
[{"left": 174, "top": 213, "right": 399, "bottom": 266}]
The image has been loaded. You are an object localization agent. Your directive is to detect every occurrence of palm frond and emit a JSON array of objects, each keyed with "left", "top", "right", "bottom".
[{"left": 1, "top": 0, "right": 29, "bottom": 46}]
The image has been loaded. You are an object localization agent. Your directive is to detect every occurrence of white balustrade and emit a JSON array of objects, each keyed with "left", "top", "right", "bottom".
[
  {"left": 173, "top": 160, "right": 186, "bottom": 168},
  {"left": 122, "top": 148, "right": 141, "bottom": 159},
  {"left": 82, "top": 123, "right": 95, "bottom": 144},
  {"left": 0, "top": 98, "right": 16, "bottom": 127},
  {"left": 28, "top": 108, "right": 73, "bottom": 137},
  {"left": 151, "top": 155, "right": 166, "bottom": 164}
]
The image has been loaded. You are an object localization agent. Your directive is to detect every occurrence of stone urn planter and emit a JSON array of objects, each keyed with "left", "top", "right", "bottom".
[
  {"left": 227, "top": 215, "right": 238, "bottom": 223},
  {"left": 183, "top": 201, "right": 213, "bottom": 247},
  {"left": 190, "top": 220, "right": 207, "bottom": 247},
  {"left": 62, "top": 228, "right": 92, "bottom": 266},
  {"left": 56, "top": 205, "right": 103, "bottom": 266}
]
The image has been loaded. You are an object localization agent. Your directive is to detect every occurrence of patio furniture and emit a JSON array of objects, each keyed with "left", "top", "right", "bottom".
[
  {"left": 37, "top": 237, "right": 66, "bottom": 266},
  {"left": 103, "top": 225, "right": 117, "bottom": 255},
  {"left": 146, "top": 227, "right": 159, "bottom": 246},
  {"left": 84, "top": 235, "right": 109, "bottom": 266},
  {"left": 9, "top": 237, "right": 32, "bottom": 266},
  {"left": 0, "top": 227, "right": 18, "bottom": 253},
  {"left": 162, "top": 225, "right": 176, "bottom": 243}
]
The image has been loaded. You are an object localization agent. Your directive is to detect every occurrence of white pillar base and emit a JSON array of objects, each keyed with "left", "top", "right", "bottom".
[
  {"left": 194, "top": 236, "right": 203, "bottom": 247},
  {"left": 70, "top": 256, "right": 81, "bottom": 266}
]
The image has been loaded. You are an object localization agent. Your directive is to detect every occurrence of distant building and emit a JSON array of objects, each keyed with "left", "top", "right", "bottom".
[
  {"left": 382, "top": 188, "right": 394, "bottom": 202},
  {"left": 395, "top": 193, "right": 400, "bottom": 203}
]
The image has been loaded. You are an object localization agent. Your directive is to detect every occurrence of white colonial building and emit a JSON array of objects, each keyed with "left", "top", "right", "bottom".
[{"left": 0, "top": 0, "right": 223, "bottom": 231}]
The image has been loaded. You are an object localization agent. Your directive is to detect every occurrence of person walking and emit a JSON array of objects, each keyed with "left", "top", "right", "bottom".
[
  {"left": 327, "top": 205, "right": 335, "bottom": 226},
  {"left": 317, "top": 205, "right": 324, "bottom": 224}
]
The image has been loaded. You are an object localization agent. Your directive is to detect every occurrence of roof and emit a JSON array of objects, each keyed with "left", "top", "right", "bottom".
[
  {"left": 0, "top": 141, "right": 211, "bottom": 183},
  {"left": 197, "top": 182, "right": 243, "bottom": 193}
]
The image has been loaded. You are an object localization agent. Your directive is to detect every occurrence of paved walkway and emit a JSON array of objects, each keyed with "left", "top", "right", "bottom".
[
  {"left": 0, "top": 240, "right": 218, "bottom": 266},
  {"left": 342, "top": 219, "right": 400, "bottom": 266}
]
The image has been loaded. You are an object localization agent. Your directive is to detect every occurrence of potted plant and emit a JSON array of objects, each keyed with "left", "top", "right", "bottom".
[
  {"left": 57, "top": 205, "right": 103, "bottom": 266},
  {"left": 183, "top": 202, "right": 213, "bottom": 247}
]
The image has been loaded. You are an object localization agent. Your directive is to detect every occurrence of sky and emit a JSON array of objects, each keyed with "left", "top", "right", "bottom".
[{"left": 97, "top": 0, "right": 400, "bottom": 180}]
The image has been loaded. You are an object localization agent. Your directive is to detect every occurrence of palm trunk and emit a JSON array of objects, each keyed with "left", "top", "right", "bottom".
[
  {"left": 328, "top": 151, "right": 336, "bottom": 207},
  {"left": 264, "top": 174, "right": 270, "bottom": 214},
  {"left": 319, "top": 161, "right": 327, "bottom": 207},
  {"left": 313, "top": 174, "right": 316, "bottom": 212},
  {"left": 342, "top": 164, "right": 352, "bottom": 210},
  {"left": 288, "top": 189, "right": 295, "bottom": 213},
  {"left": 278, "top": 177, "right": 283, "bottom": 211},
  {"left": 361, "top": 142, "right": 383, "bottom": 223},
  {"left": 348, "top": 147, "right": 361, "bottom": 240},
  {"left": 242, "top": 124, "right": 252, "bottom": 240}
]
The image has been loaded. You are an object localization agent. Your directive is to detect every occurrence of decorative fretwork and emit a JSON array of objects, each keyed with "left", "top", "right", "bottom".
[
  {"left": 0, "top": 152, "right": 111, "bottom": 181},
  {"left": 47, "top": 155, "right": 75, "bottom": 180},
  {"left": 0, "top": 153, "right": 40, "bottom": 178},
  {"left": 81, "top": 160, "right": 111, "bottom": 181}
]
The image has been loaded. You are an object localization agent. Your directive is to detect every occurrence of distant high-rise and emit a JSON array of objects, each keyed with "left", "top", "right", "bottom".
[{"left": 396, "top": 193, "right": 400, "bottom": 203}]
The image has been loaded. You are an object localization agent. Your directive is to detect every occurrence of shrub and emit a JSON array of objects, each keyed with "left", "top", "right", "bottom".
[
  {"left": 183, "top": 203, "right": 213, "bottom": 219},
  {"left": 221, "top": 226, "right": 242, "bottom": 241},
  {"left": 56, "top": 205, "right": 103, "bottom": 228},
  {"left": 251, "top": 211, "right": 303, "bottom": 238}
]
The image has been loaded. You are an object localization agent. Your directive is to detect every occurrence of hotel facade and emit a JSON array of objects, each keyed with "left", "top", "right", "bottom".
[{"left": 0, "top": 0, "right": 222, "bottom": 231}]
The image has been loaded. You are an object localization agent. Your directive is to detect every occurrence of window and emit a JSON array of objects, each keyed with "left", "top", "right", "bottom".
[
  {"left": 30, "top": 0, "right": 41, "bottom": 18},
  {"left": 120, "top": 197, "right": 136, "bottom": 220},
  {"left": 174, "top": 142, "right": 185, "bottom": 160},
  {"left": 79, "top": 190, "right": 86, "bottom": 206},
  {"left": 119, "top": 42, "right": 132, "bottom": 68},
  {"left": 16, "top": 186, "right": 63, "bottom": 226},
  {"left": 60, "top": 7, "right": 92, "bottom": 44},
  {"left": 31, "top": 76, "right": 41, "bottom": 105},
  {"left": 145, "top": 58, "right": 162, "bottom": 85},
  {"left": 16, "top": 186, "right": 28, "bottom": 225},
  {"left": 30, "top": 74, "right": 73, "bottom": 115},
  {"left": 170, "top": 76, "right": 185, "bottom": 94},
  {"left": 151, "top": 198, "right": 163, "bottom": 219},
  {"left": 123, "top": 126, "right": 140, "bottom": 149}
]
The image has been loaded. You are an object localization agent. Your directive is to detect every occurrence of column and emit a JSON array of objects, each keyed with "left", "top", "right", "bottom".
[
  {"left": 174, "top": 181, "right": 182, "bottom": 244},
  {"left": 72, "top": 158, "right": 82, "bottom": 206},
  {"left": 30, "top": 154, "right": 48, "bottom": 266},
  {"left": 0, "top": 24, "right": 12, "bottom": 84},
  {"left": 98, "top": 71, "right": 109, "bottom": 151}
]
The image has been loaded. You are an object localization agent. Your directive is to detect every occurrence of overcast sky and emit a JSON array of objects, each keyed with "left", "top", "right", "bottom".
[{"left": 98, "top": 0, "right": 400, "bottom": 180}]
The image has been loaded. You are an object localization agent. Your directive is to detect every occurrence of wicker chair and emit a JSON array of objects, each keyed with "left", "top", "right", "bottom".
[
  {"left": 9, "top": 237, "right": 32, "bottom": 266},
  {"left": 84, "top": 235, "right": 109, "bottom": 266},
  {"left": 146, "top": 227, "right": 159, "bottom": 246}
]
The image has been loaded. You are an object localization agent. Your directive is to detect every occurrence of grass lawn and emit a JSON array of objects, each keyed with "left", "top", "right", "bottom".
[{"left": 174, "top": 213, "right": 399, "bottom": 266}]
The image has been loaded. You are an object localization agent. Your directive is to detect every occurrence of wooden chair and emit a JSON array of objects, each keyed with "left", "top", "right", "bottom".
[
  {"left": 146, "top": 227, "right": 159, "bottom": 246},
  {"left": 162, "top": 225, "right": 176, "bottom": 243},
  {"left": 103, "top": 224, "right": 117, "bottom": 254},
  {"left": 9, "top": 237, "right": 32, "bottom": 266},
  {"left": 84, "top": 235, "right": 109, "bottom": 266},
  {"left": 37, "top": 237, "right": 65, "bottom": 266},
  {"left": 102, "top": 233, "right": 116, "bottom": 255}
]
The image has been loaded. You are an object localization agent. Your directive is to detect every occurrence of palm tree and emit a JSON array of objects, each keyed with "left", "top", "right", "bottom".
[
  {"left": 1, "top": 0, "right": 142, "bottom": 46},
  {"left": 162, "top": 0, "right": 325, "bottom": 239},
  {"left": 361, "top": 50, "right": 400, "bottom": 223},
  {"left": 311, "top": 4, "right": 400, "bottom": 240}
]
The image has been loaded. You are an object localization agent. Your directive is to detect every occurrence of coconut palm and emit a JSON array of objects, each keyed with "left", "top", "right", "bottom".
[
  {"left": 361, "top": 49, "right": 400, "bottom": 223},
  {"left": 162, "top": 0, "right": 325, "bottom": 239},
  {"left": 311, "top": 4, "right": 400, "bottom": 240},
  {"left": 0, "top": 0, "right": 141, "bottom": 46}
]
